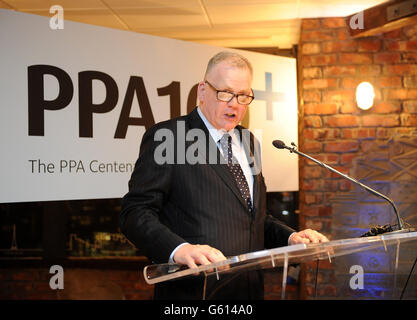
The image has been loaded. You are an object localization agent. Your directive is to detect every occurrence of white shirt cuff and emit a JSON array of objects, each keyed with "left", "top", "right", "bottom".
[
  {"left": 288, "top": 232, "right": 296, "bottom": 245},
  {"left": 168, "top": 242, "right": 189, "bottom": 263}
]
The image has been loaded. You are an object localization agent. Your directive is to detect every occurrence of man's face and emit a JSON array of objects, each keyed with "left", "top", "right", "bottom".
[{"left": 198, "top": 61, "right": 252, "bottom": 132}]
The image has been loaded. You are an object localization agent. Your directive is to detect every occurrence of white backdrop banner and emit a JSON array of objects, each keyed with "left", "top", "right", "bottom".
[{"left": 0, "top": 9, "right": 298, "bottom": 203}]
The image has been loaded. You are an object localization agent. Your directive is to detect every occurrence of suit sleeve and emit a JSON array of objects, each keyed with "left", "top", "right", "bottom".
[
  {"left": 264, "top": 214, "right": 296, "bottom": 249},
  {"left": 119, "top": 125, "right": 186, "bottom": 263}
]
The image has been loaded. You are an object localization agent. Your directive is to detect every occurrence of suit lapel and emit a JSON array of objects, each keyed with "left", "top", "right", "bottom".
[
  {"left": 252, "top": 174, "right": 261, "bottom": 214},
  {"left": 238, "top": 124, "right": 263, "bottom": 216}
]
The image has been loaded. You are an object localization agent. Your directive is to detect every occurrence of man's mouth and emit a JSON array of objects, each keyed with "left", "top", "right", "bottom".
[{"left": 225, "top": 112, "right": 236, "bottom": 119}]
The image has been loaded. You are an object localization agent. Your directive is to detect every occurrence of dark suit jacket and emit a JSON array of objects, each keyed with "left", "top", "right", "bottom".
[{"left": 120, "top": 107, "right": 295, "bottom": 300}]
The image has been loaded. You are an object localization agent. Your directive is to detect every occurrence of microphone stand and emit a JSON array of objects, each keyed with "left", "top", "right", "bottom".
[{"left": 273, "top": 140, "right": 414, "bottom": 235}]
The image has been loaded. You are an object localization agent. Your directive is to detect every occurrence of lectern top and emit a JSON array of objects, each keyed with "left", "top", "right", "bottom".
[{"left": 144, "top": 231, "right": 417, "bottom": 285}]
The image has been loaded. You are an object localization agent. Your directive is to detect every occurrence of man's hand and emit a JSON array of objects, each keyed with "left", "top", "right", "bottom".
[
  {"left": 289, "top": 229, "right": 329, "bottom": 245},
  {"left": 173, "top": 243, "right": 227, "bottom": 269}
]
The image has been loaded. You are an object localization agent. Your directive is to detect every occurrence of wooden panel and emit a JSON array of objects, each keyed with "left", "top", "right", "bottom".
[{"left": 347, "top": 0, "right": 417, "bottom": 38}]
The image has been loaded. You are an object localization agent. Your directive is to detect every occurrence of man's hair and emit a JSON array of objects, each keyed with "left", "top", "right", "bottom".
[{"left": 204, "top": 51, "right": 253, "bottom": 79}]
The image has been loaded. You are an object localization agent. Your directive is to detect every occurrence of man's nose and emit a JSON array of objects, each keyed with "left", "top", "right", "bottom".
[{"left": 227, "top": 95, "right": 240, "bottom": 107}]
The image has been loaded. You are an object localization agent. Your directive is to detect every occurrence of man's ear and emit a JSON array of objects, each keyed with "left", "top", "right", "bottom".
[{"left": 197, "top": 81, "right": 205, "bottom": 104}]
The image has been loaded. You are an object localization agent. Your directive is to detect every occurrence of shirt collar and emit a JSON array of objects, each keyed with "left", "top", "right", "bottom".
[{"left": 197, "top": 107, "right": 238, "bottom": 145}]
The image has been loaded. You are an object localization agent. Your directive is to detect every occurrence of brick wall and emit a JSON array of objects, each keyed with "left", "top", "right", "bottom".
[
  {"left": 0, "top": 267, "right": 153, "bottom": 300},
  {"left": 1, "top": 266, "right": 294, "bottom": 300},
  {"left": 298, "top": 17, "right": 417, "bottom": 299}
]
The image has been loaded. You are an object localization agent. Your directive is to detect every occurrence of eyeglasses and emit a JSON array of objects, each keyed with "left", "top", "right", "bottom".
[{"left": 205, "top": 81, "right": 254, "bottom": 105}]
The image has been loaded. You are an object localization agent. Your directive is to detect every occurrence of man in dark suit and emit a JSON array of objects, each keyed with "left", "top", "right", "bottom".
[{"left": 120, "top": 51, "right": 328, "bottom": 300}]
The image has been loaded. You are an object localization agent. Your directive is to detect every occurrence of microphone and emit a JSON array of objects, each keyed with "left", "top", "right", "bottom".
[
  {"left": 272, "top": 140, "right": 410, "bottom": 235},
  {"left": 272, "top": 140, "right": 286, "bottom": 149}
]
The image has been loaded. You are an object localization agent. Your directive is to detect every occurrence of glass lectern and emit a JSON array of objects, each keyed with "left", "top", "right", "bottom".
[{"left": 144, "top": 231, "right": 417, "bottom": 299}]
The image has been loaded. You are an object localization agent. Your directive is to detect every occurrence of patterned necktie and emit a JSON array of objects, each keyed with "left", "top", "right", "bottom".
[{"left": 219, "top": 134, "right": 253, "bottom": 213}]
